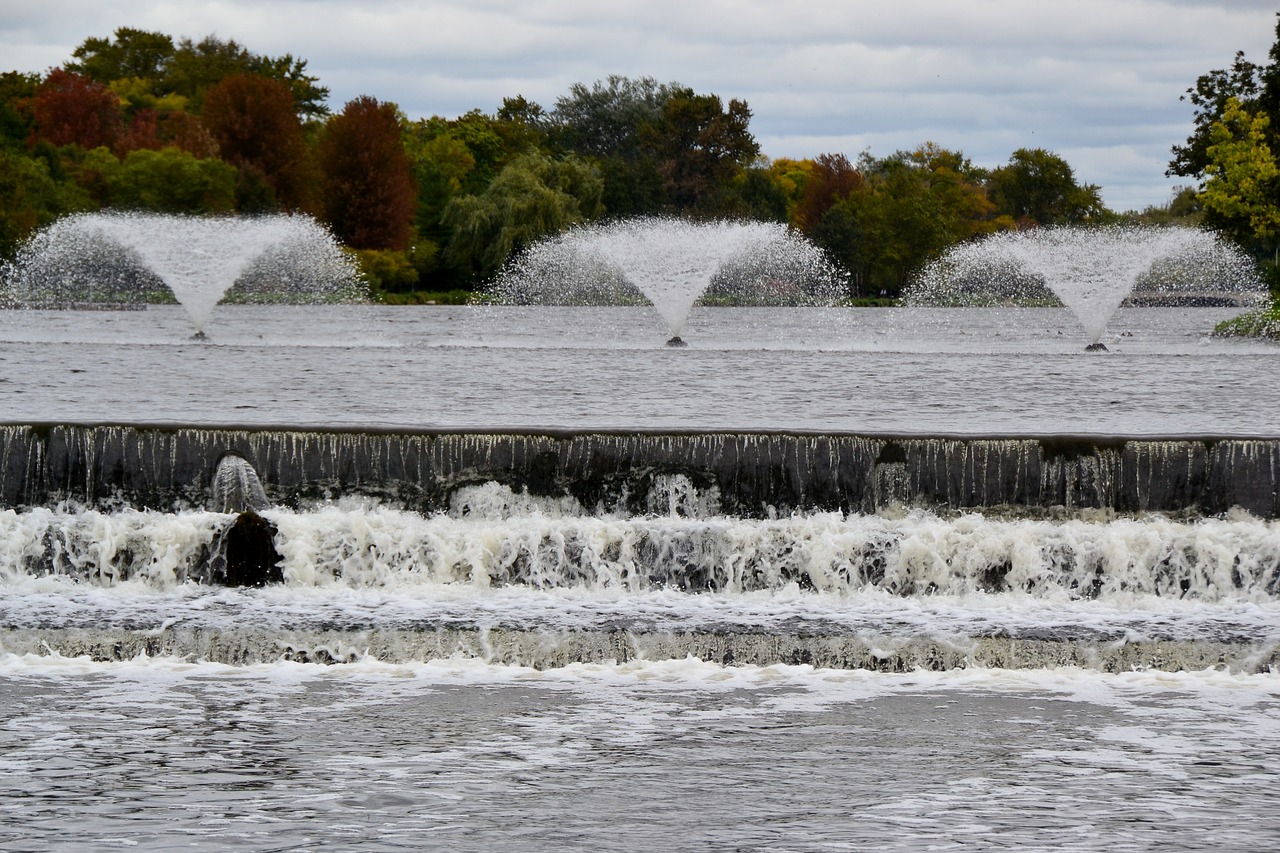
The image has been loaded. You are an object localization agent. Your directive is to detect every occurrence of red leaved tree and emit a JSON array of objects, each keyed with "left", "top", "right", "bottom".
[
  {"left": 317, "top": 96, "right": 415, "bottom": 249},
  {"left": 28, "top": 68, "right": 122, "bottom": 150},
  {"left": 794, "top": 153, "right": 864, "bottom": 234},
  {"left": 202, "top": 73, "right": 315, "bottom": 211}
]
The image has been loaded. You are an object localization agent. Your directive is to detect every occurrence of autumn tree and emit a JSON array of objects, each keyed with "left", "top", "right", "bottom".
[
  {"left": 202, "top": 74, "right": 314, "bottom": 211},
  {"left": 793, "top": 153, "right": 863, "bottom": 232},
  {"left": 805, "top": 144, "right": 1011, "bottom": 297},
  {"left": 28, "top": 69, "right": 122, "bottom": 151},
  {"left": 318, "top": 96, "right": 415, "bottom": 250}
]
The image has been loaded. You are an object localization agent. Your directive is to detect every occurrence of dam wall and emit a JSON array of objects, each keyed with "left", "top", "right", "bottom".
[{"left": 1, "top": 424, "right": 1277, "bottom": 518}]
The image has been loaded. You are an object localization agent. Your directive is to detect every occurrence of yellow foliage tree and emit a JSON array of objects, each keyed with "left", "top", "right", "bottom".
[{"left": 1201, "top": 97, "right": 1280, "bottom": 241}]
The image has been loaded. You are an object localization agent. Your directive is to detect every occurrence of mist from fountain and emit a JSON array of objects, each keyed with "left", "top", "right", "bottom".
[
  {"left": 485, "top": 217, "right": 848, "bottom": 344},
  {"left": 4, "top": 211, "right": 366, "bottom": 335},
  {"left": 904, "top": 226, "right": 1265, "bottom": 347}
]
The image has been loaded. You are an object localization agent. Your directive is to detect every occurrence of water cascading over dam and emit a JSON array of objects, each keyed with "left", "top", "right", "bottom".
[{"left": 3, "top": 424, "right": 1279, "bottom": 518}]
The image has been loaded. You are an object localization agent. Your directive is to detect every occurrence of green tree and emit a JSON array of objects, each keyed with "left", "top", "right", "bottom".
[
  {"left": 547, "top": 75, "right": 676, "bottom": 161},
  {"left": 647, "top": 89, "right": 759, "bottom": 213},
  {"left": 0, "top": 72, "right": 39, "bottom": 150},
  {"left": 546, "top": 76, "right": 758, "bottom": 216},
  {"left": 0, "top": 149, "right": 91, "bottom": 257},
  {"left": 110, "top": 147, "right": 238, "bottom": 213},
  {"left": 720, "top": 163, "right": 790, "bottom": 222},
  {"left": 1169, "top": 13, "right": 1280, "bottom": 181},
  {"left": 318, "top": 96, "right": 416, "bottom": 250},
  {"left": 443, "top": 151, "right": 603, "bottom": 279},
  {"left": 1171, "top": 13, "right": 1280, "bottom": 283},
  {"left": 67, "top": 29, "right": 329, "bottom": 118},
  {"left": 987, "top": 148, "right": 1105, "bottom": 226},
  {"left": 66, "top": 27, "right": 175, "bottom": 89}
]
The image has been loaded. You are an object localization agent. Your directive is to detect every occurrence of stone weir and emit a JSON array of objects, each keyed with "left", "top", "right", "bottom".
[{"left": 1, "top": 424, "right": 1278, "bottom": 518}]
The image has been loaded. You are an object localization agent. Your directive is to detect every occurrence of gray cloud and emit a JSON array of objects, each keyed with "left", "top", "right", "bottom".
[{"left": 1, "top": 0, "right": 1274, "bottom": 210}]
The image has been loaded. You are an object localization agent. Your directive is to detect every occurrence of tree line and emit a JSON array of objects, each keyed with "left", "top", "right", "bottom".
[{"left": 1, "top": 24, "right": 1265, "bottom": 302}]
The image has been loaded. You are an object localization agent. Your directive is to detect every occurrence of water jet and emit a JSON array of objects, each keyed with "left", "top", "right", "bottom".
[
  {"left": 5, "top": 211, "right": 366, "bottom": 336},
  {"left": 904, "top": 225, "right": 1265, "bottom": 348},
  {"left": 487, "top": 216, "right": 847, "bottom": 344}
]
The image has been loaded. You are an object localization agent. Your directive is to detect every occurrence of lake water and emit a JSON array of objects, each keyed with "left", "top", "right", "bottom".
[
  {"left": 0, "top": 304, "right": 1276, "bottom": 435},
  {"left": 2, "top": 304, "right": 1279, "bottom": 851}
]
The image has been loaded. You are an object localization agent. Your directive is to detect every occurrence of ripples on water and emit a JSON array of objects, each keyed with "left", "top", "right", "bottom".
[
  {"left": 0, "top": 304, "right": 1277, "bottom": 434},
  {"left": 1, "top": 658, "right": 1277, "bottom": 852}
]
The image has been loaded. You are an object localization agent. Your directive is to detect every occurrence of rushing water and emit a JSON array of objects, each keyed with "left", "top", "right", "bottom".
[{"left": 2, "top": 304, "right": 1279, "bottom": 850}]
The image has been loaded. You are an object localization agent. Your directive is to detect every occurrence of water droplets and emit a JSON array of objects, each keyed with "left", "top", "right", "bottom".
[
  {"left": 905, "top": 226, "right": 1265, "bottom": 345},
  {"left": 484, "top": 216, "right": 848, "bottom": 340}
]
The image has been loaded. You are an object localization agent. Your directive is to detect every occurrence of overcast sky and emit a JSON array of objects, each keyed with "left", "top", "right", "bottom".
[{"left": 2, "top": 1, "right": 1276, "bottom": 211}]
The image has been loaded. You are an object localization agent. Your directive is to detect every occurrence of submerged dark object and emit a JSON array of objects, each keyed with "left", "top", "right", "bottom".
[
  {"left": 1084, "top": 342, "right": 1108, "bottom": 352},
  {"left": 665, "top": 336, "right": 687, "bottom": 347},
  {"left": 208, "top": 452, "right": 281, "bottom": 585},
  {"left": 213, "top": 509, "right": 284, "bottom": 586}
]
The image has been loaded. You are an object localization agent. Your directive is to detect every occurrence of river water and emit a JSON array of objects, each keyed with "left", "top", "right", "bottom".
[{"left": 2, "top": 305, "right": 1279, "bottom": 851}]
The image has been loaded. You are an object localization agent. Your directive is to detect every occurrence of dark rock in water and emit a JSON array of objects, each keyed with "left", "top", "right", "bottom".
[
  {"left": 666, "top": 336, "right": 687, "bottom": 347},
  {"left": 208, "top": 452, "right": 280, "bottom": 585},
  {"left": 1084, "top": 342, "right": 1108, "bottom": 352},
  {"left": 212, "top": 452, "right": 270, "bottom": 513},
  {"left": 212, "top": 509, "right": 283, "bottom": 586}
]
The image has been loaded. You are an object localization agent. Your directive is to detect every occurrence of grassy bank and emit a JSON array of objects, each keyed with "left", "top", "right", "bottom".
[
  {"left": 1213, "top": 301, "right": 1280, "bottom": 339},
  {"left": 375, "top": 289, "right": 478, "bottom": 306}
]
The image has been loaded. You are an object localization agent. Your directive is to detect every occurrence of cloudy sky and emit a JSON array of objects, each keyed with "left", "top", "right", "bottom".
[{"left": 2, "top": 0, "right": 1276, "bottom": 210}]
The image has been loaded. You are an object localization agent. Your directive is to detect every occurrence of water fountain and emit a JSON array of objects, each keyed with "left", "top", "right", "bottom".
[
  {"left": 3, "top": 211, "right": 366, "bottom": 336},
  {"left": 486, "top": 216, "right": 848, "bottom": 345},
  {"left": 904, "top": 225, "right": 1265, "bottom": 349}
]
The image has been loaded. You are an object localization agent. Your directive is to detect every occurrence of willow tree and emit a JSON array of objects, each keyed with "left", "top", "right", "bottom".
[{"left": 443, "top": 151, "right": 603, "bottom": 279}]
